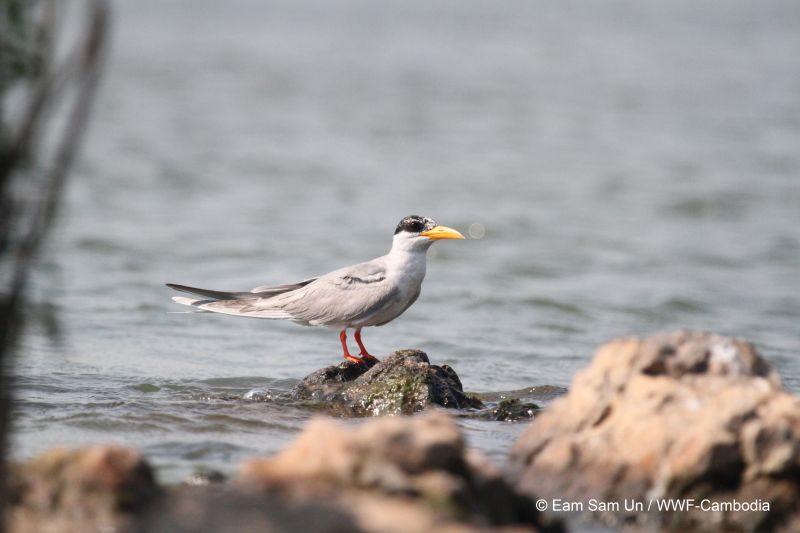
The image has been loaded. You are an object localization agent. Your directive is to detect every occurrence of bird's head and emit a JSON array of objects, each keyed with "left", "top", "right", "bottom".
[{"left": 391, "top": 215, "right": 464, "bottom": 252}]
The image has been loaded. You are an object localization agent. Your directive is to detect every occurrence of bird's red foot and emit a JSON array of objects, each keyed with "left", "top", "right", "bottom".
[
  {"left": 343, "top": 353, "right": 365, "bottom": 364},
  {"left": 340, "top": 329, "right": 373, "bottom": 364},
  {"left": 354, "top": 328, "right": 380, "bottom": 364}
]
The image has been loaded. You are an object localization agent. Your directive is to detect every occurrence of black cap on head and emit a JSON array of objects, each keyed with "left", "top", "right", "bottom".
[{"left": 394, "top": 215, "right": 437, "bottom": 235}]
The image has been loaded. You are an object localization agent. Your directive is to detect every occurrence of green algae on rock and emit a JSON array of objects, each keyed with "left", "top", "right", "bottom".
[{"left": 292, "top": 349, "right": 483, "bottom": 416}]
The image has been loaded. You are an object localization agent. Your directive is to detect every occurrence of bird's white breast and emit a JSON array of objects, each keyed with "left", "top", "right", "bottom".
[{"left": 352, "top": 249, "right": 427, "bottom": 328}]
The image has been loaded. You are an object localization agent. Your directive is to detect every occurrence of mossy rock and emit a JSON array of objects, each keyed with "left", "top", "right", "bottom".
[{"left": 292, "top": 350, "right": 483, "bottom": 416}]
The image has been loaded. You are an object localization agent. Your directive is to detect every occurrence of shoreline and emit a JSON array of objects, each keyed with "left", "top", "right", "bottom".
[{"left": 8, "top": 330, "right": 800, "bottom": 532}]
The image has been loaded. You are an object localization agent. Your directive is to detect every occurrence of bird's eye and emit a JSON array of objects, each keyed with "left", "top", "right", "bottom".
[{"left": 395, "top": 215, "right": 428, "bottom": 234}]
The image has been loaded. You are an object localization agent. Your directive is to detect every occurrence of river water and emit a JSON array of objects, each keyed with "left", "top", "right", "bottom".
[{"left": 12, "top": 0, "right": 800, "bottom": 482}]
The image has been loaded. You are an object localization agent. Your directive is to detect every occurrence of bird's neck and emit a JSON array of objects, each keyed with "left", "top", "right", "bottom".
[
  {"left": 386, "top": 236, "right": 431, "bottom": 278},
  {"left": 388, "top": 234, "right": 434, "bottom": 255}
]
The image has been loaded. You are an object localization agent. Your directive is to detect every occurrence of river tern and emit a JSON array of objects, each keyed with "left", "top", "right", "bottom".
[{"left": 167, "top": 215, "right": 464, "bottom": 363}]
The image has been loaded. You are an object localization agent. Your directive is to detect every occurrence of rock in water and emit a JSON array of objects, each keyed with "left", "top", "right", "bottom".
[
  {"left": 292, "top": 349, "right": 483, "bottom": 416},
  {"left": 507, "top": 331, "right": 800, "bottom": 531}
]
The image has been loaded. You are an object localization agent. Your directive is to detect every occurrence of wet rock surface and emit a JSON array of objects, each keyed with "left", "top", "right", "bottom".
[
  {"left": 472, "top": 398, "right": 541, "bottom": 421},
  {"left": 292, "top": 349, "right": 484, "bottom": 416},
  {"left": 231, "top": 350, "right": 561, "bottom": 421},
  {"left": 507, "top": 331, "right": 800, "bottom": 531}
]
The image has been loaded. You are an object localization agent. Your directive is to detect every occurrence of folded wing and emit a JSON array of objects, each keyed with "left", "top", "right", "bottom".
[{"left": 167, "top": 257, "right": 398, "bottom": 326}]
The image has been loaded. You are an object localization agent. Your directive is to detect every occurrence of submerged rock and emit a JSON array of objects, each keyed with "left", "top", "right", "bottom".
[
  {"left": 184, "top": 468, "right": 227, "bottom": 486},
  {"left": 474, "top": 398, "right": 540, "bottom": 421},
  {"left": 507, "top": 331, "right": 800, "bottom": 531},
  {"left": 292, "top": 349, "right": 483, "bottom": 416}
]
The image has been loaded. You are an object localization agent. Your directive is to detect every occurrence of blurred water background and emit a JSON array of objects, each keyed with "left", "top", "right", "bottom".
[{"left": 12, "top": 0, "right": 800, "bottom": 482}]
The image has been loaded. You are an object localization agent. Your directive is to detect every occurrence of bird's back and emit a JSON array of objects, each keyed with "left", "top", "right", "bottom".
[{"left": 270, "top": 255, "right": 400, "bottom": 328}]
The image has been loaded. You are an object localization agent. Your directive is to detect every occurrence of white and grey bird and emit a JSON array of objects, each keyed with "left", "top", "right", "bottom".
[{"left": 167, "top": 215, "right": 464, "bottom": 363}]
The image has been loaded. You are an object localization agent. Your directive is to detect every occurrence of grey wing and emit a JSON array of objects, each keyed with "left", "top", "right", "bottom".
[
  {"left": 374, "top": 286, "right": 420, "bottom": 326},
  {"left": 167, "top": 283, "right": 253, "bottom": 300},
  {"left": 277, "top": 259, "right": 398, "bottom": 326},
  {"left": 169, "top": 276, "right": 319, "bottom": 318},
  {"left": 250, "top": 277, "right": 317, "bottom": 296},
  {"left": 168, "top": 277, "right": 318, "bottom": 303}
]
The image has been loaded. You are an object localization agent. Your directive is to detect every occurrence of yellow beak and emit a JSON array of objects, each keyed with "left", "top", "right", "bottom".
[{"left": 419, "top": 225, "right": 465, "bottom": 240}]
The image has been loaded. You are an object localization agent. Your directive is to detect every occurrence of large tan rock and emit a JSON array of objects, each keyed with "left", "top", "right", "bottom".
[
  {"left": 239, "top": 410, "right": 560, "bottom": 533},
  {"left": 8, "top": 446, "right": 156, "bottom": 533},
  {"left": 507, "top": 331, "right": 800, "bottom": 531},
  {"left": 5, "top": 413, "right": 560, "bottom": 533}
]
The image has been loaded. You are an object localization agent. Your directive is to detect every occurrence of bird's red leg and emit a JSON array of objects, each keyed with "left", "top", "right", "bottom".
[
  {"left": 354, "top": 327, "right": 381, "bottom": 363},
  {"left": 340, "top": 329, "right": 363, "bottom": 364}
]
